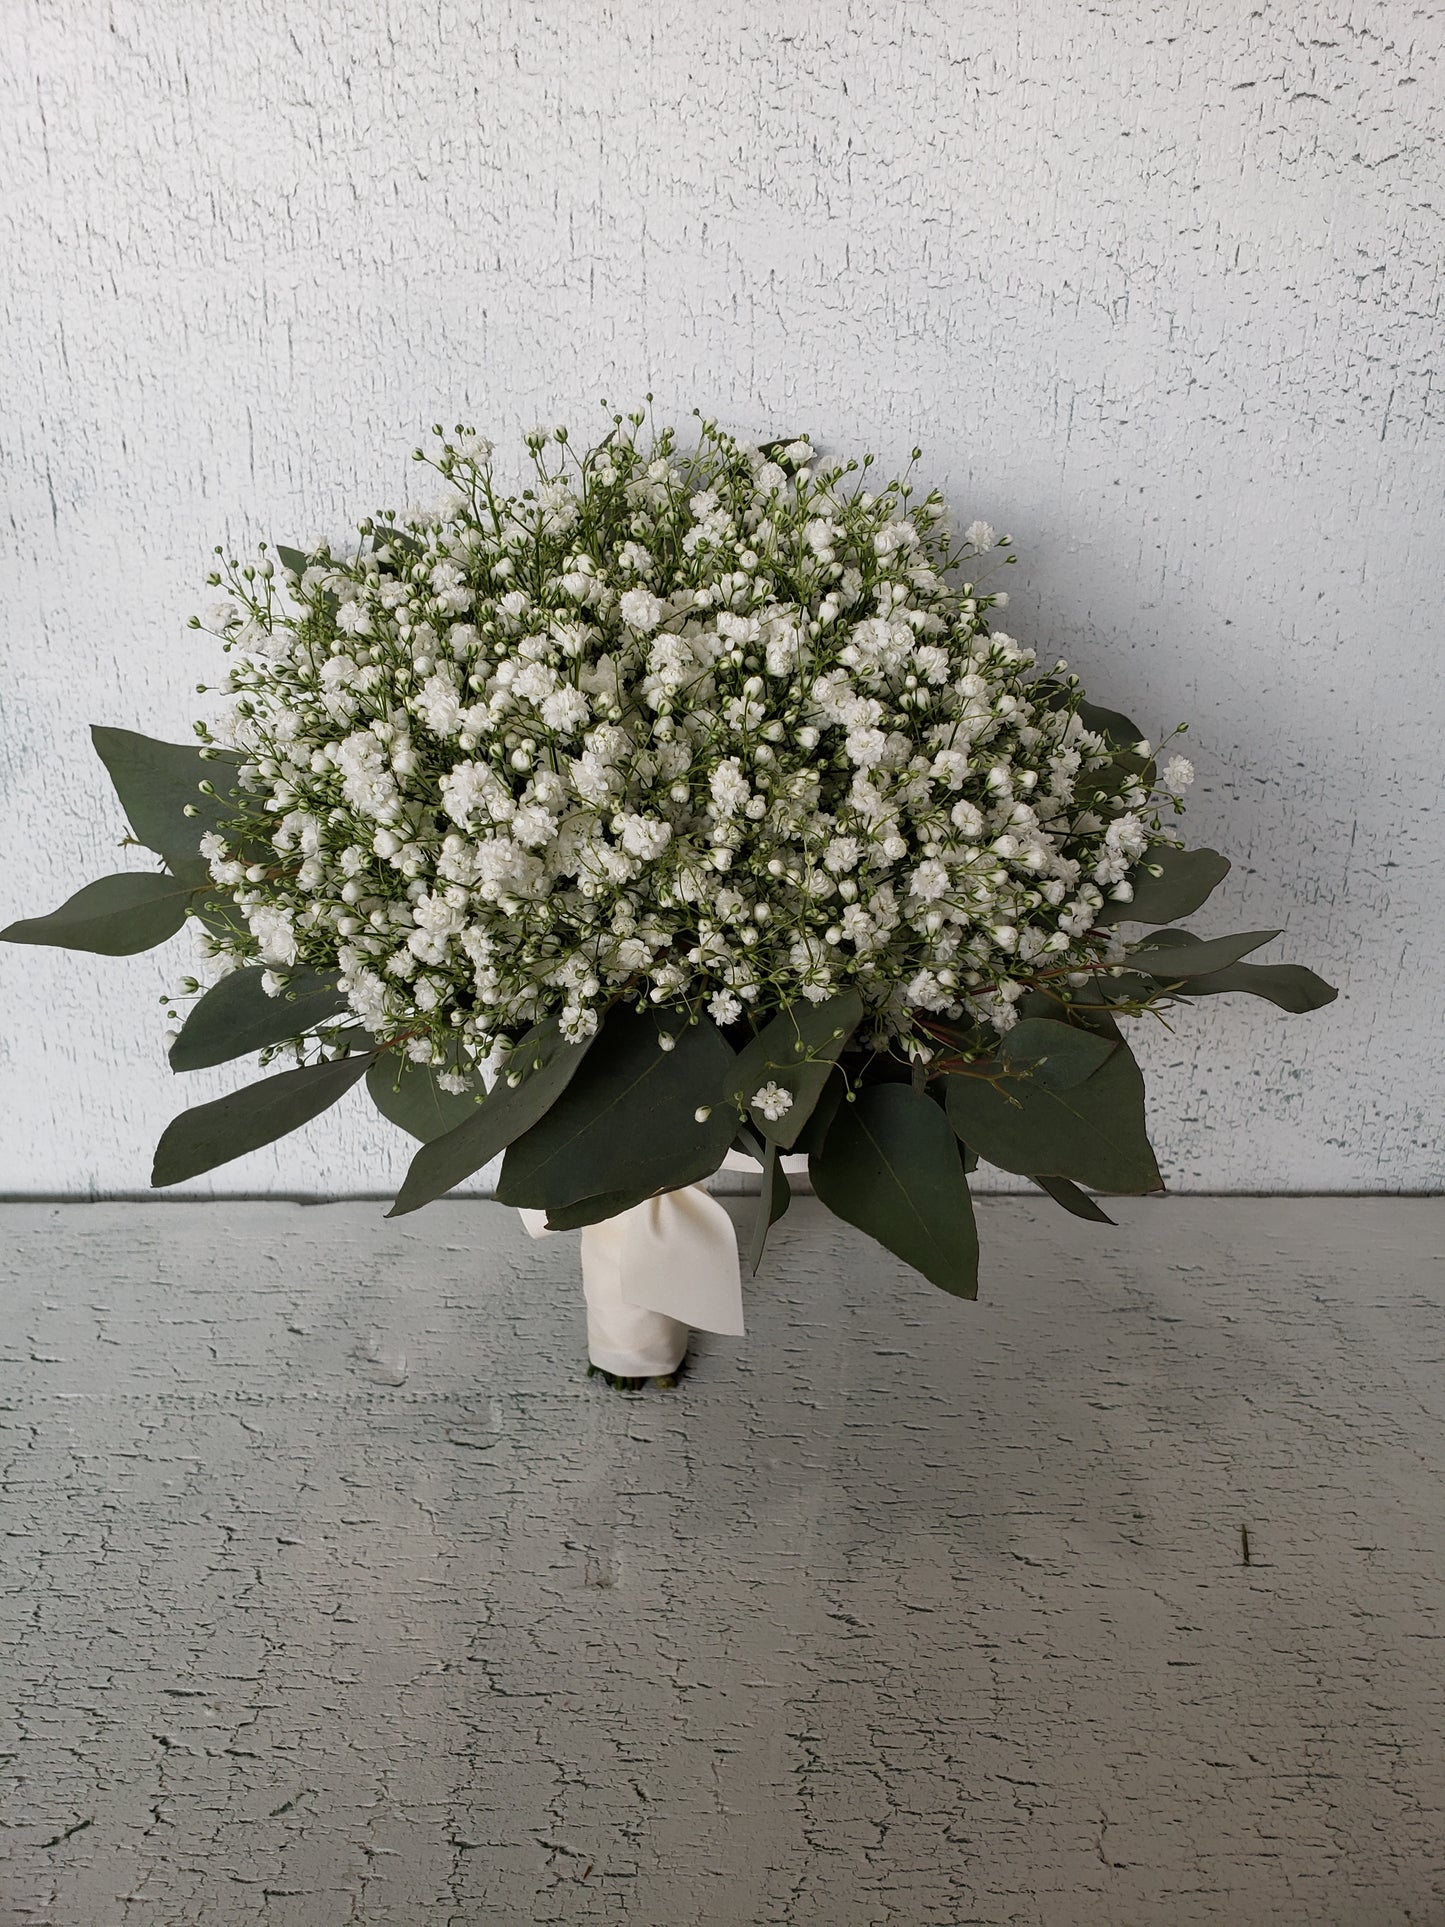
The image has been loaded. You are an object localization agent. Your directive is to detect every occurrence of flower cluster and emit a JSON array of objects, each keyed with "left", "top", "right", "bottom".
[{"left": 190, "top": 415, "right": 1187, "bottom": 1080}]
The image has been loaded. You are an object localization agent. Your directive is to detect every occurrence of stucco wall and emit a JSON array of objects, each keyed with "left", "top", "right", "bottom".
[{"left": 1, "top": 1, "right": 1439, "bottom": 1195}]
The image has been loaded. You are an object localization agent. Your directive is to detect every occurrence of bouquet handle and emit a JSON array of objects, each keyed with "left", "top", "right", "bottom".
[{"left": 520, "top": 1182, "right": 745, "bottom": 1378}]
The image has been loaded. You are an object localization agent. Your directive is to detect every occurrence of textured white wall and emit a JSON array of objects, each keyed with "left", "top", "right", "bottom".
[{"left": 1, "top": 1, "right": 1440, "bottom": 1197}]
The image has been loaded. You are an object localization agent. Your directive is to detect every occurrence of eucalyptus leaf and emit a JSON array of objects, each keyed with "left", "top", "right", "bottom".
[
  {"left": 366, "top": 1055, "right": 482, "bottom": 1141},
  {"left": 1032, "top": 1174, "right": 1116, "bottom": 1225},
  {"left": 724, "top": 990, "right": 863, "bottom": 1147},
  {"left": 1075, "top": 698, "right": 1146, "bottom": 748},
  {"left": 746, "top": 1138, "right": 792, "bottom": 1276},
  {"left": 944, "top": 1042, "right": 1162, "bottom": 1193},
  {"left": 811, "top": 1083, "right": 979, "bottom": 1298},
  {"left": 1000, "top": 1017, "right": 1117, "bottom": 1090},
  {"left": 388, "top": 1019, "right": 593, "bottom": 1217},
  {"left": 170, "top": 966, "right": 348, "bottom": 1072},
  {"left": 2, "top": 872, "right": 195, "bottom": 955},
  {"left": 1017, "top": 988, "right": 1123, "bottom": 1040},
  {"left": 151, "top": 1053, "right": 371, "bottom": 1187},
  {"left": 1130, "top": 928, "right": 1279, "bottom": 979},
  {"left": 1074, "top": 971, "right": 1163, "bottom": 1008},
  {"left": 91, "top": 727, "right": 244, "bottom": 873},
  {"left": 544, "top": 1187, "right": 657, "bottom": 1230},
  {"left": 276, "top": 544, "right": 312, "bottom": 580},
  {"left": 1174, "top": 960, "right": 1338, "bottom": 1013},
  {"left": 790, "top": 1072, "right": 845, "bottom": 1158},
  {"left": 496, "top": 1008, "right": 735, "bottom": 1211},
  {"left": 1099, "top": 845, "right": 1231, "bottom": 927}
]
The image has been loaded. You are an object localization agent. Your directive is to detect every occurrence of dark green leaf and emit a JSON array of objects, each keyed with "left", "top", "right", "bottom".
[
  {"left": 746, "top": 1139, "right": 792, "bottom": 1276},
  {"left": 495, "top": 1008, "right": 735, "bottom": 1211},
  {"left": 276, "top": 544, "right": 312, "bottom": 579},
  {"left": 2, "top": 872, "right": 195, "bottom": 955},
  {"left": 1032, "top": 1174, "right": 1116, "bottom": 1225},
  {"left": 724, "top": 991, "right": 862, "bottom": 1147},
  {"left": 366, "top": 1055, "right": 482, "bottom": 1141},
  {"left": 169, "top": 965, "right": 348, "bottom": 1071},
  {"left": 91, "top": 727, "right": 244, "bottom": 873},
  {"left": 811, "top": 1083, "right": 979, "bottom": 1298},
  {"left": 151, "top": 1053, "right": 370, "bottom": 1186},
  {"left": 1174, "top": 960, "right": 1338, "bottom": 1013},
  {"left": 789, "top": 1071, "right": 845, "bottom": 1156},
  {"left": 1014, "top": 988, "right": 1124, "bottom": 1041},
  {"left": 1130, "top": 928, "right": 1279, "bottom": 979},
  {"left": 1076, "top": 698, "right": 1146, "bottom": 748},
  {"left": 388, "top": 1019, "right": 593, "bottom": 1217},
  {"left": 1001, "top": 1017, "right": 1117, "bottom": 1090},
  {"left": 543, "top": 1187, "right": 655, "bottom": 1230},
  {"left": 944, "top": 1042, "right": 1162, "bottom": 1193},
  {"left": 1099, "top": 845, "right": 1232, "bottom": 926},
  {"left": 1075, "top": 971, "right": 1163, "bottom": 1008}
]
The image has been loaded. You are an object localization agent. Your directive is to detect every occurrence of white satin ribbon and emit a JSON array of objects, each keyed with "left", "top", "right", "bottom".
[
  {"left": 518, "top": 1153, "right": 808, "bottom": 1377},
  {"left": 519, "top": 1183, "right": 743, "bottom": 1377}
]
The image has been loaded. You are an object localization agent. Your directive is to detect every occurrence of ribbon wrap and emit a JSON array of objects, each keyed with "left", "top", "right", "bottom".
[
  {"left": 519, "top": 1183, "right": 743, "bottom": 1377},
  {"left": 519, "top": 1153, "right": 805, "bottom": 1376}
]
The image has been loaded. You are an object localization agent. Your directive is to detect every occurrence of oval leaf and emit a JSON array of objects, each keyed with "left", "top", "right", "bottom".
[
  {"left": 1032, "top": 1174, "right": 1116, "bottom": 1225},
  {"left": 151, "top": 1054, "right": 371, "bottom": 1187},
  {"left": 388, "top": 1020, "right": 594, "bottom": 1217},
  {"left": 724, "top": 990, "right": 863, "bottom": 1147},
  {"left": 811, "top": 1084, "right": 978, "bottom": 1298},
  {"left": 1099, "top": 845, "right": 1232, "bottom": 926},
  {"left": 1075, "top": 698, "right": 1146, "bottom": 748},
  {"left": 1000, "top": 1017, "right": 1117, "bottom": 1090},
  {"left": 1016, "top": 988, "right": 1124, "bottom": 1041},
  {"left": 366, "top": 1055, "right": 482, "bottom": 1141},
  {"left": 945, "top": 1042, "right": 1162, "bottom": 1193},
  {"left": 169, "top": 966, "right": 349, "bottom": 1071},
  {"left": 745, "top": 1138, "right": 792, "bottom": 1276},
  {"left": 1174, "top": 960, "right": 1338, "bottom": 1013},
  {"left": 92, "top": 727, "right": 244, "bottom": 872},
  {"left": 543, "top": 1185, "right": 664, "bottom": 1230},
  {"left": 2, "top": 872, "right": 194, "bottom": 955},
  {"left": 495, "top": 1008, "right": 735, "bottom": 1211},
  {"left": 1130, "top": 928, "right": 1280, "bottom": 979}
]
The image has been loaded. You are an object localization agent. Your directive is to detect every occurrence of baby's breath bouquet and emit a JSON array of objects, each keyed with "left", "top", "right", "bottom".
[{"left": 5, "top": 414, "right": 1335, "bottom": 1303}]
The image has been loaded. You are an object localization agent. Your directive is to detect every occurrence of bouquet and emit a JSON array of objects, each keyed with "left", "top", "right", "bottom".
[{"left": 3, "top": 413, "right": 1335, "bottom": 1348}]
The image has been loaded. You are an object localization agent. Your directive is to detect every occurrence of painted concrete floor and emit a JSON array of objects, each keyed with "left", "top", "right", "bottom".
[{"left": 1, "top": 1197, "right": 1443, "bottom": 1927}]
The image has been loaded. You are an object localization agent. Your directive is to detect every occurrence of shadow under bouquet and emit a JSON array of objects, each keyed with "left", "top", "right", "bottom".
[{"left": 4, "top": 414, "right": 1336, "bottom": 1376}]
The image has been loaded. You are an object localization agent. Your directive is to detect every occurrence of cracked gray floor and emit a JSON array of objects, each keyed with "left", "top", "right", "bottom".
[{"left": 2, "top": 1197, "right": 1443, "bottom": 1926}]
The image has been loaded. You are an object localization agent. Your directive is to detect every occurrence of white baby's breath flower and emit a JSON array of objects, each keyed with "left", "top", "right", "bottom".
[
  {"left": 188, "top": 415, "right": 1184, "bottom": 1085},
  {"left": 1161, "top": 754, "right": 1194, "bottom": 792},
  {"left": 619, "top": 586, "right": 663, "bottom": 633},
  {"left": 752, "top": 1082, "right": 794, "bottom": 1122}
]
